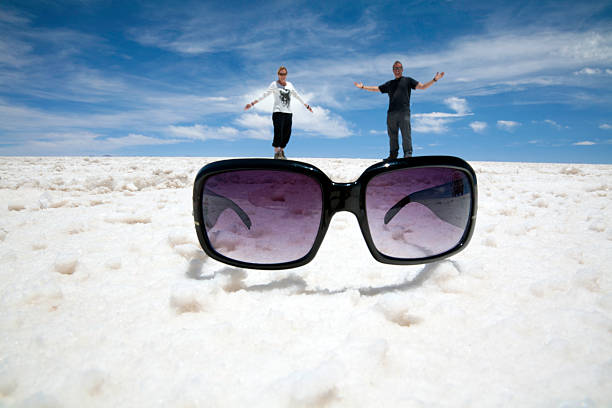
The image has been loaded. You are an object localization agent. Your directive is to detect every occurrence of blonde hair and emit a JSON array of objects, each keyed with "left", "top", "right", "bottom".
[{"left": 277, "top": 66, "right": 288, "bottom": 75}]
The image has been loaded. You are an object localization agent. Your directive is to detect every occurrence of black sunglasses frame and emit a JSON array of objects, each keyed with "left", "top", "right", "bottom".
[{"left": 193, "top": 156, "right": 478, "bottom": 270}]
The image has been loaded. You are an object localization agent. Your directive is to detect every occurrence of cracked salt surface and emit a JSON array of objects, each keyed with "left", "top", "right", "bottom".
[{"left": 0, "top": 157, "right": 610, "bottom": 407}]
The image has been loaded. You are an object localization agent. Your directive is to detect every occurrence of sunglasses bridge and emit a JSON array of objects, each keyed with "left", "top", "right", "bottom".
[{"left": 328, "top": 182, "right": 362, "bottom": 216}]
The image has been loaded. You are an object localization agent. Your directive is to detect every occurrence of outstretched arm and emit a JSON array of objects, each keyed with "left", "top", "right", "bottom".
[
  {"left": 245, "top": 84, "right": 274, "bottom": 110},
  {"left": 415, "top": 72, "right": 445, "bottom": 90},
  {"left": 291, "top": 89, "right": 314, "bottom": 113},
  {"left": 354, "top": 82, "right": 380, "bottom": 92}
]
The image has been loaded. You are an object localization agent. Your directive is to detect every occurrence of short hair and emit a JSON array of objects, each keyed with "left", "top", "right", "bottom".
[
  {"left": 393, "top": 61, "right": 403, "bottom": 68},
  {"left": 277, "top": 66, "right": 288, "bottom": 74}
]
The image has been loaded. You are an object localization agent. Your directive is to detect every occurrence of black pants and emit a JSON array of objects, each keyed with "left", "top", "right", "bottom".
[
  {"left": 272, "top": 112, "right": 292, "bottom": 148},
  {"left": 386, "top": 110, "right": 412, "bottom": 157}
]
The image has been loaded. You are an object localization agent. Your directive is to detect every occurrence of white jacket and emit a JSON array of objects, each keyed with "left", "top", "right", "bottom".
[{"left": 256, "top": 80, "right": 307, "bottom": 113}]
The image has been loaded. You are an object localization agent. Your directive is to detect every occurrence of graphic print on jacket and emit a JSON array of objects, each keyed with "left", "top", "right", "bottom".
[{"left": 279, "top": 89, "right": 291, "bottom": 108}]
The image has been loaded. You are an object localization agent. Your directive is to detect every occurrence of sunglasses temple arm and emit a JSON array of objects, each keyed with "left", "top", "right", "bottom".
[
  {"left": 384, "top": 180, "right": 470, "bottom": 228},
  {"left": 202, "top": 188, "right": 252, "bottom": 230}
]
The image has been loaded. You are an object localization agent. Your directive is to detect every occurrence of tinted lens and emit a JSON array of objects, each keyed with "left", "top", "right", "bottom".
[
  {"left": 365, "top": 167, "right": 472, "bottom": 259},
  {"left": 202, "top": 170, "right": 323, "bottom": 265}
]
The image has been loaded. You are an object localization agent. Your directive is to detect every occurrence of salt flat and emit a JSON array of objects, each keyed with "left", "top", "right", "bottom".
[{"left": 0, "top": 156, "right": 610, "bottom": 407}]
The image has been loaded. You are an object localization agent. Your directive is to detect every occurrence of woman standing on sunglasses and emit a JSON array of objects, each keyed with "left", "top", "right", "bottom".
[{"left": 244, "top": 66, "right": 313, "bottom": 160}]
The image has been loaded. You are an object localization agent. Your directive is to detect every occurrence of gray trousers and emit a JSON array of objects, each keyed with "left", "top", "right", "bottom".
[{"left": 386, "top": 110, "right": 412, "bottom": 157}]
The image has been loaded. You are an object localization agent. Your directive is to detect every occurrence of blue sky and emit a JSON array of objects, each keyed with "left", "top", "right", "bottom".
[{"left": 1, "top": 0, "right": 611, "bottom": 163}]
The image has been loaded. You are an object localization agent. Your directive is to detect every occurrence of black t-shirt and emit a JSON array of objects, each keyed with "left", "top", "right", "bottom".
[{"left": 379, "top": 76, "right": 419, "bottom": 113}]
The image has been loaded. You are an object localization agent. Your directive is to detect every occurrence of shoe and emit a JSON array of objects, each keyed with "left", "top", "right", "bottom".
[
  {"left": 279, "top": 150, "right": 287, "bottom": 160},
  {"left": 274, "top": 152, "right": 281, "bottom": 159},
  {"left": 383, "top": 153, "right": 398, "bottom": 162},
  {"left": 403, "top": 152, "right": 412, "bottom": 158}
]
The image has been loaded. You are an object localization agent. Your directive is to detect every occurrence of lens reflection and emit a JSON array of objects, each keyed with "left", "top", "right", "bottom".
[
  {"left": 202, "top": 170, "right": 322, "bottom": 264},
  {"left": 365, "top": 167, "right": 472, "bottom": 259}
]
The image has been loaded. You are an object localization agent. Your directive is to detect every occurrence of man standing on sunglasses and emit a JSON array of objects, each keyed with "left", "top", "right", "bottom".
[{"left": 355, "top": 61, "right": 444, "bottom": 161}]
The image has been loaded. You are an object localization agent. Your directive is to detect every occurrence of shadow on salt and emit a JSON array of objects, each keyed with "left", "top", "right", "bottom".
[{"left": 184, "top": 258, "right": 463, "bottom": 297}]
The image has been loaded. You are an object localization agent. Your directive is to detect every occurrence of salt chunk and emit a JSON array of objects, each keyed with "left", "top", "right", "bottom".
[
  {"left": 54, "top": 252, "right": 79, "bottom": 275},
  {"left": 533, "top": 198, "right": 548, "bottom": 208},
  {"left": 8, "top": 202, "right": 26, "bottom": 211},
  {"left": 560, "top": 166, "right": 583, "bottom": 176},
  {"left": 483, "top": 236, "right": 497, "bottom": 247},
  {"left": 0, "top": 372, "right": 17, "bottom": 396},
  {"left": 167, "top": 229, "right": 193, "bottom": 248},
  {"left": 173, "top": 244, "right": 207, "bottom": 261},
  {"left": 281, "top": 361, "right": 344, "bottom": 407},
  {"left": 105, "top": 257, "right": 122, "bottom": 270},
  {"left": 81, "top": 369, "right": 107, "bottom": 396},
  {"left": 39, "top": 192, "right": 52, "bottom": 209},
  {"left": 22, "top": 278, "right": 63, "bottom": 305},
  {"left": 215, "top": 267, "right": 247, "bottom": 292},
  {"left": 169, "top": 283, "right": 204, "bottom": 314},
  {"left": 588, "top": 222, "right": 605, "bottom": 233},
  {"left": 572, "top": 269, "right": 602, "bottom": 293}
]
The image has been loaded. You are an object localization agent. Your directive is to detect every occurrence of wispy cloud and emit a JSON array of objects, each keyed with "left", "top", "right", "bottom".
[
  {"left": 573, "top": 141, "right": 596, "bottom": 146},
  {"left": 444, "top": 97, "right": 470, "bottom": 115},
  {"left": 544, "top": 119, "right": 560, "bottom": 129},
  {"left": 412, "top": 97, "right": 473, "bottom": 133},
  {"left": 234, "top": 106, "right": 352, "bottom": 140},
  {"left": 470, "top": 121, "right": 487, "bottom": 133},
  {"left": 168, "top": 124, "right": 240, "bottom": 141},
  {"left": 0, "top": 131, "right": 182, "bottom": 155},
  {"left": 574, "top": 67, "right": 612, "bottom": 75},
  {"left": 497, "top": 120, "right": 521, "bottom": 131},
  {"left": 132, "top": 3, "right": 379, "bottom": 59},
  {"left": 600, "top": 123, "right": 612, "bottom": 130}
]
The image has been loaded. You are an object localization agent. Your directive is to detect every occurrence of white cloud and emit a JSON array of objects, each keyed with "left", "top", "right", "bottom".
[
  {"left": 470, "top": 121, "right": 487, "bottom": 133},
  {"left": 444, "top": 97, "right": 469, "bottom": 115},
  {"left": 574, "top": 67, "right": 602, "bottom": 75},
  {"left": 234, "top": 113, "right": 272, "bottom": 140},
  {"left": 235, "top": 103, "right": 352, "bottom": 140},
  {"left": 600, "top": 123, "right": 612, "bottom": 130},
  {"left": 411, "top": 96, "right": 473, "bottom": 134},
  {"left": 168, "top": 124, "right": 240, "bottom": 141},
  {"left": 412, "top": 116, "right": 451, "bottom": 133},
  {"left": 301, "top": 27, "right": 612, "bottom": 105},
  {"left": 292, "top": 106, "right": 353, "bottom": 139},
  {"left": 104, "top": 134, "right": 181, "bottom": 147},
  {"left": 573, "top": 141, "right": 596, "bottom": 146},
  {"left": 497, "top": 120, "right": 521, "bottom": 131},
  {"left": 574, "top": 67, "right": 612, "bottom": 76},
  {"left": 131, "top": 4, "right": 378, "bottom": 58},
  {"left": 1, "top": 131, "right": 181, "bottom": 155},
  {"left": 544, "top": 119, "right": 563, "bottom": 129}
]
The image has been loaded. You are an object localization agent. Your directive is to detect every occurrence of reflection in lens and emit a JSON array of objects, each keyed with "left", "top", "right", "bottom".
[
  {"left": 202, "top": 170, "right": 322, "bottom": 265},
  {"left": 365, "top": 167, "right": 472, "bottom": 259}
]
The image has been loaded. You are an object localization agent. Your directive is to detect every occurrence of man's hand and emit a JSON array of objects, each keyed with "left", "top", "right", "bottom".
[{"left": 434, "top": 72, "right": 445, "bottom": 81}]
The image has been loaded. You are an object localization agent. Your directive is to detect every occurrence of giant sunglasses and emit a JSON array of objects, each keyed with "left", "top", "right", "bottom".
[{"left": 193, "top": 156, "right": 477, "bottom": 270}]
